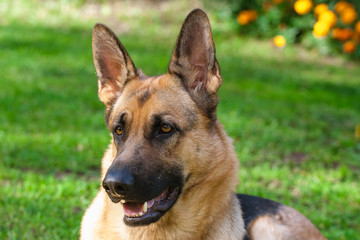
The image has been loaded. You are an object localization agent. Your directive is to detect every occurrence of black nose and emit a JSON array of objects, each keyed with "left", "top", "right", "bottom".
[{"left": 102, "top": 167, "right": 134, "bottom": 197}]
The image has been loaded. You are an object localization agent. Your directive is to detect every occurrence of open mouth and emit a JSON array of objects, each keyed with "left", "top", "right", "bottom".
[{"left": 119, "top": 186, "right": 181, "bottom": 226}]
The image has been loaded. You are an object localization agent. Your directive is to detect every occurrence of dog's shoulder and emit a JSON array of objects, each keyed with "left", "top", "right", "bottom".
[
  {"left": 237, "top": 194, "right": 281, "bottom": 229},
  {"left": 237, "top": 194, "right": 327, "bottom": 240}
]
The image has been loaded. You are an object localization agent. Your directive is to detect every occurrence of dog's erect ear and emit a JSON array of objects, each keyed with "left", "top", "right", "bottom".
[
  {"left": 92, "top": 23, "right": 138, "bottom": 106},
  {"left": 168, "top": 9, "right": 222, "bottom": 118}
]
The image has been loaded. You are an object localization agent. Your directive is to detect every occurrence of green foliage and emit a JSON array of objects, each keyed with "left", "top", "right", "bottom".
[{"left": 228, "top": 0, "right": 360, "bottom": 58}]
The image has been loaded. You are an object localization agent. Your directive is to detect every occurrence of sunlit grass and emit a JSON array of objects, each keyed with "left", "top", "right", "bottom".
[{"left": 0, "top": 167, "right": 99, "bottom": 239}]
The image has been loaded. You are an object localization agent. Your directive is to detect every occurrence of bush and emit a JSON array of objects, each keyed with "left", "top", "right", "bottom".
[{"left": 230, "top": 0, "right": 360, "bottom": 58}]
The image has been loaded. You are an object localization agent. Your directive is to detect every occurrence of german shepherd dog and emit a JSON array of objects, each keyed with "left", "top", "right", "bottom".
[{"left": 80, "top": 9, "right": 326, "bottom": 240}]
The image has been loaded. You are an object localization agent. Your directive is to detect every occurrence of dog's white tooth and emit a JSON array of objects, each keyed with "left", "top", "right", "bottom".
[
  {"left": 139, "top": 212, "right": 143, "bottom": 216},
  {"left": 143, "top": 202, "right": 147, "bottom": 213},
  {"left": 120, "top": 200, "right": 126, "bottom": 204}
]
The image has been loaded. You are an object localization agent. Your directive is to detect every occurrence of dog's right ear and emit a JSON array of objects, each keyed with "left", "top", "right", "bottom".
[{"left": 92, "top": 23, "right": 138, "bottom": 106}]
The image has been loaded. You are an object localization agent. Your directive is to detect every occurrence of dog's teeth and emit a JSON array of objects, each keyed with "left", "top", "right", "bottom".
[
  {"left": 120, "top": 200, "right": 126, "bottom": 204},
  {"left": 143, "top": 202, "right": 147, "bottom": 213},
  {"left": 139, "top": 212, "right": 144, "bottom": 216}
]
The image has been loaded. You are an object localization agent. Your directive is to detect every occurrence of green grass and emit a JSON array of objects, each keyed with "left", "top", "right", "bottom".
[{"left": 1, "top": 1, "right": 359, "bottom": 239}]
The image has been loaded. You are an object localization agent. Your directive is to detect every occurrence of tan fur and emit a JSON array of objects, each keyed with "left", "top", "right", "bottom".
[
  {"left": 248, "top": 205, "right": 327, "bottom": 240},
  {"left": 81, "top": 74, "right": 246, "bottom": 240}
]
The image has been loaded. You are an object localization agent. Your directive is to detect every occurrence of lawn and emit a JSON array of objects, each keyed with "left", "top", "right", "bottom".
[{"left": 0, "top": 0, "right": 359, "bottom": 239}]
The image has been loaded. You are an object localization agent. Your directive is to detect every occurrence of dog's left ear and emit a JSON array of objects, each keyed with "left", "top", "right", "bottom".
[{"left": 168, "top": 9, "right": 222, "bottom": 117}]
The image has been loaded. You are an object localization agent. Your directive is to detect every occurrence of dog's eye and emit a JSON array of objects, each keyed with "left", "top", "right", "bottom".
[
  {"left": 160, "top": 123, "right": 173, "bottom": 134},
  {"left": 115, "top": 126, "right": 123, "bottom": 136}
]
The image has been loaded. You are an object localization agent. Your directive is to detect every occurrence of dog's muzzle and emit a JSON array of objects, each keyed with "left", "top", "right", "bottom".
[{"left": 102, "top": 162, "right": 183, "bottom": 226}]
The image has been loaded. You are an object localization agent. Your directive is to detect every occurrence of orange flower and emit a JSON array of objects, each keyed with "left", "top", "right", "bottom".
[
  {"left": 273, "top": 35, "right": 286, "bottom": 47},
  {"left": 335, "top": 1, "right": 352, "bottom": 14},
  {"left": 353, "top": 33, "right": 360, "bottom": 43},
  {"left": 237, "top": 10, "right": 258, "bottom": 25},
  {"left": 332, "top": 28, "right": 354, "bottom": 41},
  {"left": 237, "top": 13, "right": 250, "bottom": 25},
  {"left": 340, "top": 6, "right": 357, "bottom": 24},
  {"left": 313, "top": 21, "right": 331, "bottom": 38},
  {"left": 248, "top": 10, "right": 258, "bottom": 21},
  {"left": 341, "top": 28, "right": 354, "bottom": 41},
  {"left": 343, "top": 40, "right": 357, "bottom": 53},
  {"left": 332, "top": 28, "right": 343, "bottom": 40},
  {"left": 263, "top": 2, "right": 273, "bottom": 11},
  {"left": 314, "top": 3, "right": 328, "bottom": 16},
  {"left": 294, "top": 0, "right": 313, "bottom": 15},
  {"left": 318, "top": 10, "right": 337, "bottom": 27},
  {"left": 356, "top": 21, "right": 360, "bottom": 33}
]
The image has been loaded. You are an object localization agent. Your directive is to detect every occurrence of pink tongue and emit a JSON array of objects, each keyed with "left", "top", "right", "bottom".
[{"left": 123, "top": 202, "right": 145, "bottom": 216}]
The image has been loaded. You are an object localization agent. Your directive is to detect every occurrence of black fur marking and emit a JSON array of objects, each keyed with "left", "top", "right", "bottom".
[
  {"left": 105, "top": 104, "right": 114, "bottom": 127},
  {"left": 237, "top": 194, "right": 282, "bottom": 240},
  {"left": 145, "top": 114, "right": 181, "bottom": 142},
  {"left": 170, "top": 70, "right": 186, "bottom": 90},
  {"left": 138, "top": 88, "right": 150, "bottom": 105},
  {"left": 106, "top": 147, "right": 185, "bottom": 204},
  {"left": 170, "top": 71, "right": 218, "bottom": 124},
  {"left": 124, "top": 86, "right": 154, "bottom": 104},
  {"left": 185, "top": 173, "right": 191, "bottom": 182}
]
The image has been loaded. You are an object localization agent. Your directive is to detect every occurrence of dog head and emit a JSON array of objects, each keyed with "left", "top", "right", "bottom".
[{"left": 92, "top": 9, "right": 229, "bottom": 227}]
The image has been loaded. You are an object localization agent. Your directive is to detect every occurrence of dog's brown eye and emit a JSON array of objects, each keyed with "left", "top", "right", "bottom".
[
  {"left": 115, "top": 126, "right": 123, "bottom": 136},
  {"left": 160, "top": 124, "right": 172, "bottom": 134}
]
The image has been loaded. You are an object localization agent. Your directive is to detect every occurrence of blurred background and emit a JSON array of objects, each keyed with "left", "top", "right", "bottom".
[{"left": 0, "top": 0, "right": 359, "bottom": 239}]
